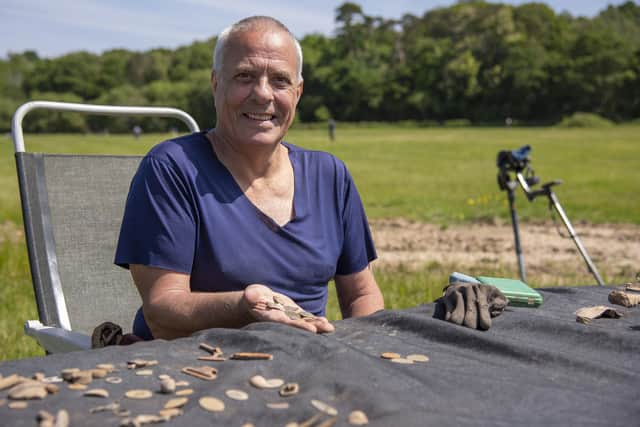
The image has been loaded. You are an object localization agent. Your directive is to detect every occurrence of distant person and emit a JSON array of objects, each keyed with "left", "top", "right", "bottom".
[
  {"left": 132, "top": 125, "right": 142, "bottom": 139},
  {"left": 328, "top": 118, "right": 336, "bottom": 141},
  {"left": 115, "top": 16, "right": 384, "bottom": 341},
  {"left": 505, "top": 117, "right": 513, "bottom": 127}
]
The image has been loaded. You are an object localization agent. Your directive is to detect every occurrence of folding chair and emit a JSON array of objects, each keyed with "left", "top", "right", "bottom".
[{"left": 11, "top": 101, "right": 200, "bottom": 353}]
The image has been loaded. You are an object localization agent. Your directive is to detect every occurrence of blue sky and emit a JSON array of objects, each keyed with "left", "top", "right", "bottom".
[{"left": 0, "top": 0, "right": 630, "bottom": 59}]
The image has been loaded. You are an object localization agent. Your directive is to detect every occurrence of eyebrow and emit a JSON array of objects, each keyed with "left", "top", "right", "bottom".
[
  {"left": 232, "top": 65, "right": 293, "bottom": 80},
  {"left": 272, "top": 71, "right": 293, "bottom": 80},
  {"left": 233, "top": 65, "right": 254, "bottom": 74}
]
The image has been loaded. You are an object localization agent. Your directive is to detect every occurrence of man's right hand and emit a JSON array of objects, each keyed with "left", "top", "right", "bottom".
[{"left": 243, "top": 284, "right": 335, "bottom": 334}]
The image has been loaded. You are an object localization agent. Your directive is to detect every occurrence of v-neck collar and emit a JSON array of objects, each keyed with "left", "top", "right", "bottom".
[{"left": 204, "top": 133, "right": 301, "bottom": 230}]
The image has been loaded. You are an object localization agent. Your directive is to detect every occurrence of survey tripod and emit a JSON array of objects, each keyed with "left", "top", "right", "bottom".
[{"left": 496, "top": 145, "right": 605, "bottom": 286}]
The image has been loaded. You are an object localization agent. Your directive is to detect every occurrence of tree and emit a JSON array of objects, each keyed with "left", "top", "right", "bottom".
[
  {"left": 0, "top": 96, "right": 21, "bottom": 132},
  {"left": 169, "top": 39, "right": 214, "bottom": 81},
  {"left": 88, "top": 85, "right": 147, "bottom": 132},
  {"left": 25, "top": 52, "right": 101, "bottom": 100},
  {"left": 186, "top": 69, "right": 216, "bottom": 129},
  {"left": 97, "top": 49, "right": 133, "bottom": 93},
  {"left": 3, "top": 1, "right": 640, "bottom": 127},
  {"left": 568, "top": 25, "right": 636, "bottom": 120},
  {"left": 22, "top": 91, "right": 87, "bottom": 132}
]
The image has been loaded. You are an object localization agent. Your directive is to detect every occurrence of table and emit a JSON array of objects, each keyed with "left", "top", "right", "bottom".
[{"left": 1, "top": 286, "right": 639, "bottom": 426}]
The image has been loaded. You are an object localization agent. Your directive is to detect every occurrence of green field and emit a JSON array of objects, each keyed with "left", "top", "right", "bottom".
[{"left": 1, "top": 125, "right": 638, "bottom": 361}]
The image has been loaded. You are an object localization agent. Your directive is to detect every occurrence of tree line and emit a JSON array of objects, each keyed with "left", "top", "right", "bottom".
[{"left": 1, "top": 1, "right": 639, "bottom": 132}]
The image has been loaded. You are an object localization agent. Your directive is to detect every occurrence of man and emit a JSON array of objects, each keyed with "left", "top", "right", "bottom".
[
  {"left": 328, "top": 118, "right": 336, "bottom": 141},
  {"left": 115, "top": 16, "right": 384, "bottom": 340}
]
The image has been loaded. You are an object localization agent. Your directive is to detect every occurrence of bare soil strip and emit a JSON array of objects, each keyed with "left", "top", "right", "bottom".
[{"left": 370, "top": 218, "right": 640, "bottom": 285}]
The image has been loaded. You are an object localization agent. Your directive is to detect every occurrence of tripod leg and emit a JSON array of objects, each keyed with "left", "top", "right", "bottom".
[
  {"left": 507, "top": 189, "right": 527, "bottom": 282},
  {"left": 548, "top": 191, "right": 605, "bottom": 286}
]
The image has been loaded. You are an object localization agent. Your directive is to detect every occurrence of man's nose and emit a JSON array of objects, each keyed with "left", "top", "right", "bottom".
[{"left": 251, "top": 77, "right": 273, "bottom": 102}]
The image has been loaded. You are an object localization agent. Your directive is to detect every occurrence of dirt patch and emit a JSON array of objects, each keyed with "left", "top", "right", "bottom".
[{"left": 370, "top": 218, "right": 640, "bottom": 285}]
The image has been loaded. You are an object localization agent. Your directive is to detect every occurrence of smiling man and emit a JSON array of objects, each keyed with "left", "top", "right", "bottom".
[{"left": 114, "top": 16, "right": 384, "bottom": 340}]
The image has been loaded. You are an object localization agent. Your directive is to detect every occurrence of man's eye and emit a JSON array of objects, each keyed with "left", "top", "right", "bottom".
[
  {"left": 235, "top": 73, "right": 252, "bottom": 81},
  {"left": 273, "top": 76, "right": 291, "bottom": 86}
]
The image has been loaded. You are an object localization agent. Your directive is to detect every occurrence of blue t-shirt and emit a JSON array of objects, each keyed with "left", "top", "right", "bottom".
[{"left": 115, "top": 132, "right": 377, "bottom": 339}]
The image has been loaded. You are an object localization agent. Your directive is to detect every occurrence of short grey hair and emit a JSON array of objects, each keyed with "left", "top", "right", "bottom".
[{"left": 213, "top": 16, "right": 303, "bottom": 82}]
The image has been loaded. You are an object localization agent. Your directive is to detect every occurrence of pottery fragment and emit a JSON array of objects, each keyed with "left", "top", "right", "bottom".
[
  {"left": 125, "top": 389, "right": 153, "bottom": 400},
  {"left": 199, "top": 396, "right": 225, "bottom": 412},
  {"left": 250, "top": 375, "right": 284, "bottom": 389},
  {"left": 225, "top": 389, "right": 249, "bottom": 401},
  {"left": 84, "top": 388, "right": 110, "bottom": 398},
  {"left": 348, "top": 410, "right": 369, "bottom": 425},
  {"left": 279, "top": 382, "right": 300, "bottom": 397},
  {"left": 164, "top": 397, "right": 189, "bottom": 409},
  {"left": 311, "top": 399, "right": 338, "bottom": 416}
]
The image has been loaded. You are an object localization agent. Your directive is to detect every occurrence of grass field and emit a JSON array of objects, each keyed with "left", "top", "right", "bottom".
[{"left": 1, "top": 125, "right": 638, "bottom": 361}]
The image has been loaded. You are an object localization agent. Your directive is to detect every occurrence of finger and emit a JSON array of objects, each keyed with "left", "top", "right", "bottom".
[
  {"left": 244, "top": 284, "right": 273, "bottom": 307},
  {"left": 309, "top": 317, "right": 335, "bottom": 333},
  {"left": 242, "top": 286, "right": 269, "bottom": 322},
  {"left": 249, "top": 307, "right": 317, "bottom": 333},
  {"left": 433, "top": 298, "right": 447, "bottom": 320},
  {"left": 285, "top": 318, "right": 318, "bottom": 333},
  {"left": 476, "top": 286, "right": 492, "bottom": 330},
  {"left": 487, "top": 288, "right": 509, "bottom": 317},
  {"left": 462, "top": 285, "right": 478, "bottom": 329},
  {"left": 442, "top": 290, "right": 457, "bottom": 322},
  {"left": 449, "top": 290, "right": 465, "bottom": 325}
]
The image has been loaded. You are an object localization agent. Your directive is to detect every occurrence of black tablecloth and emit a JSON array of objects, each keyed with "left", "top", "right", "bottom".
[{"left": 1, "top": 286, "right": 639, "bottom": 426}]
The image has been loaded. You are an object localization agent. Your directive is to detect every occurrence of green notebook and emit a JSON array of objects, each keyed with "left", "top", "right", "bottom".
[{"left": 476, "top": 276, "right": 544, "bottom": 307}]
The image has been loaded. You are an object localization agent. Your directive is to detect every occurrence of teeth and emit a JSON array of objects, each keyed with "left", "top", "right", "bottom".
[{"left": 245, "top": 113, "right": 273, "bottom": 121}]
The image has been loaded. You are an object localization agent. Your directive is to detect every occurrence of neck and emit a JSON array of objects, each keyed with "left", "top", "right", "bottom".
[{"left": 207, "top": 129, "right": 286, "bottom": 182}]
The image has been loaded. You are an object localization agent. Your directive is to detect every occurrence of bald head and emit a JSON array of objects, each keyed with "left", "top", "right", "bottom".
[{"left": 213, "top": 16, "right": 303, "bottom": 82}]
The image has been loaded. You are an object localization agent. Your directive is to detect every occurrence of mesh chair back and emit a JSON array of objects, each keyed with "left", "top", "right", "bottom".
[{"left": 16, "top": 152, "right": 143, "bottom": 334}]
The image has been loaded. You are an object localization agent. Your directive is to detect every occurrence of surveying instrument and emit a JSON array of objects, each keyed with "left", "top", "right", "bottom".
[{"left": 496, "top": 145, "right": 605, "bottom": 286}]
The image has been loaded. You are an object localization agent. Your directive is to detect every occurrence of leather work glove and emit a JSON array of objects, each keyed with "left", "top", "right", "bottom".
[
  {"left": 91, "top": 321, "right": 143, "bottom": 348},
  {"left": 434, "top": 282, "right": 508, "bottom": 330}
]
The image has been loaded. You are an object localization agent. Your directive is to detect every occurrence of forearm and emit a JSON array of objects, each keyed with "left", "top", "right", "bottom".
[
  {"left": 144, "top": 289, "right": 253, "bottom": 340},
  {"left": 339, "top": 287, "right": 384, "bottom": 318},
  {"left": 335, "top": 266, "right": 385, "bottom": 319}
]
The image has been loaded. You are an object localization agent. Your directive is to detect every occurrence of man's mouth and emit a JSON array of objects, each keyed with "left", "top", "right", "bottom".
[{"left": 244, "top": 112, "right": 275, "bottom": 121}]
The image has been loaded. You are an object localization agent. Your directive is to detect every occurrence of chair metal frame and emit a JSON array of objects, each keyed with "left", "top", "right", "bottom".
[{"left": 11, "top": 101, "right": 200, "bottom": 352}]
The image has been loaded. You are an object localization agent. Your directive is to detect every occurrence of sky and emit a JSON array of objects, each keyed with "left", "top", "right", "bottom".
[{"left": 0, "top": 0, "right": 631, "bottom": 59}]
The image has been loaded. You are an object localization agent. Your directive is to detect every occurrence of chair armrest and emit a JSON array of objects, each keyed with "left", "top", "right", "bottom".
[{"left": 24, "top": 320, "right": 92, "bottom": 353}]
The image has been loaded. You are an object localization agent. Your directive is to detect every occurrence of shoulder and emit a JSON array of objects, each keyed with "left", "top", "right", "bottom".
[
  {"left": 146, "top": 131, "right": 210, "bottom": 165},
  {"left": 284, "top": 141, "right": 349, "bottom": 176},
  {"left": 135, "top": 131, "right": 213, "bottom": 186}
]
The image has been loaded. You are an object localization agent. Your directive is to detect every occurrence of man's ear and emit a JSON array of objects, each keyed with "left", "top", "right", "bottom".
[
  {"left": 211, "top": 70, "right": 218, "bottom": 94},
  {"left": 296, "top": 79, "right": 304, "bottom": 102}
]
